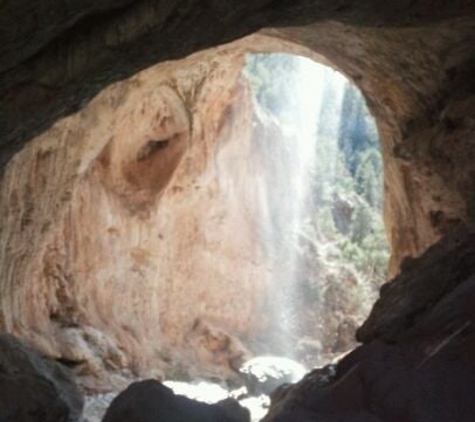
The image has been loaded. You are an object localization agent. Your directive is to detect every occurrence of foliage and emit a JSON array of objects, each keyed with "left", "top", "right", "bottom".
[
  {"left": 243, "top": 53, "right": 301, "bottom": 127},
  {"left": 241, "top": 54, "right": 390, "bottom": 285},
  {"left": 243, "top": 53, "right": 390, "bottom": 362}
]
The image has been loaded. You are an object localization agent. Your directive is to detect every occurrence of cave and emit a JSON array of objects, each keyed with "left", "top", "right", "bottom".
[{"left": 1, "top": 2, "right": 475, "bottom": 422}]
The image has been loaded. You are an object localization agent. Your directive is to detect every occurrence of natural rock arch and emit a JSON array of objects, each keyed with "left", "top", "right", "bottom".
[
  {"left": 1, "top": 18, "right": 474, "bottom": 383},
  {"left": 1, "top": 3, "right": 474, "bottom": 270},
  {"left": 0, "top": 0, "right": 475, "bottom": 407}
]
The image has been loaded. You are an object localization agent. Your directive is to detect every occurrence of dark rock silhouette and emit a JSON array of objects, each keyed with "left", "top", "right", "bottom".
[
  {"left": 102, "top": 380, "right": 249, "bottom": 422},
  {"left": 0, "top": 334, "right": 83, "bottom": 422}
]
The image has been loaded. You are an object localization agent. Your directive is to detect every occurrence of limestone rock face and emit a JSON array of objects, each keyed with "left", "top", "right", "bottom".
[
  {"left": 1, "top": 2, "right": 475, "bottom": 416},
  {"left": 1, "top": 2, "right": 475, "bottom": 277},
  {"left": 3, "top": 30, "right": 394, "bottom": 388},
  {"left": 1, "top": 4, "right": 474, "bottom": 313},
  {"left": 0, "top": 334, "right": 83, "bottom": 422},
  {"left": 1, "top": 10, "right": 475, "bottom": 390},
  {"left": 1, "top": 36, "right": 313, "bottom": 388}
]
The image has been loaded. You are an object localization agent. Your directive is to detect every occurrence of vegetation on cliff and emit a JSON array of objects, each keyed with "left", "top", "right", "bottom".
[{"left": 244, "top": 53, "right": 389, "bottom": 363}]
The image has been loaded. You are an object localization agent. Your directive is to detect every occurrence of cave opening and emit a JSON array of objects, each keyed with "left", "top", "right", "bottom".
[
  {"left": 148, "top": 53, "right": 390, "bottom": 420},
  {"left": 2, "top": 3, "right": 475, "bottom": 421},
  {"left": 0, "top": 38, "right": 391, "bottom": 422},
  {"left": 239, "top": 53, "right": 389, "bottom": 368}
]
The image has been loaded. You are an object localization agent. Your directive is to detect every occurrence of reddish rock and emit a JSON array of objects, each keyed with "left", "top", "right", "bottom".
[{"left": 1, "top": 3, "right": 475, "bottom": 417}]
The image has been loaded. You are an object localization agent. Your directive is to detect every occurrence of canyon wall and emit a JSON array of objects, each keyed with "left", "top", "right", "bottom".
[
  {"left": 0, "top": 38, "right": 290, "bottom": 389},
  {"left": 1, "top": 2, "right": 475, "bottom": 421},
  {"left": 1, "top": 18, "right": 474, "bottom": 389}
]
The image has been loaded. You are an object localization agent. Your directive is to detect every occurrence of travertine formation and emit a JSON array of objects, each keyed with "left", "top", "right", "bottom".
[
  {"left": 0, "top": 35, "right": 331, "bottom": 388},
  {"left": 0, "top": 38, "right": 259, "bottom": 387},
  {"left": 1, "top": 1, "right": 475, "bottom": 421}
]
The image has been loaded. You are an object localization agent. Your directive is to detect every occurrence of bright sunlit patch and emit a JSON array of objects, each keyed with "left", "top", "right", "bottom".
[{"left": 163, "top": 380, "right": 229, "bottom": 403}]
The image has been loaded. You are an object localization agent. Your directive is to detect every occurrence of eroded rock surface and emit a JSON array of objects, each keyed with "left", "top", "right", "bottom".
[
  {"left": 1, "top": 4, "right": 475, "bottom": 419},
  {"left": 1, "top": 35, "right": 317, "bottom": 388},
  {"left": 1, "top": 3, "right": 475, "bottom": 276},
  {"left": 0, "top": 39, "right": 383, "bottom": 388},
  {"left": 1, "top": 19, "right": 474, "bottom": 390}
]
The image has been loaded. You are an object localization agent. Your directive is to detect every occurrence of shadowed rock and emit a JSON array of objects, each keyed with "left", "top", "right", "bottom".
[
  {"left": 0, "top": 334, "right": 83, "bottom": 422},
  {"left": 264, "top": 227, "right": 475, "bottom": 422},
  {"left": 102, "top": 379, "right": 249, "bottom": 422},
  {"left": 357, "top": 223, "right": 475, "bottom": 343}
]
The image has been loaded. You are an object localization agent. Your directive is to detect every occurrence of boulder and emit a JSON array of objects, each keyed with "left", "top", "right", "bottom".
[
  {"left": 239, "top": 356, "right": 306, "bottom": 396},
  {"left": 102, "top": 379, "right": 249, "bottom": 422},
  {"left": 83, "top": 393, "right": 118, "bottom": 422},
  {"left": 215, "top": 398, "right": 251, "bottom": 422},
  {"left": 0, "top": 334, "right": 83, "bottom": 422}
]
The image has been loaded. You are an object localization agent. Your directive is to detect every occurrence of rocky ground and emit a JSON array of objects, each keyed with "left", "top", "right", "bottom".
[
  {"left": 82, "top": 356, "right": 307, "bottom": 422},
  {"left": 83, "top": 381, "right": 267, "bottom": 422},
  {"left": 1, "top": 224, "right": 474, "bottom": 422}
]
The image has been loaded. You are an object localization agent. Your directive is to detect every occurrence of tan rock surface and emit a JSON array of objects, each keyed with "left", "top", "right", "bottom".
[
  {"left": 1, "top": 12, "right": 474, "bottom": 391},
  {"left": 0, "top": 34, "right": 330, "bottom": 388},
  {"left": 0, "top": 36, "right": 274, "bottom": 387}
]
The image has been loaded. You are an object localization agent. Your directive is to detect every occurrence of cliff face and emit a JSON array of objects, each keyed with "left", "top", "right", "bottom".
[
  {"left": 2, "top": 4, "right": 474, "bottom": 277},
  {"left": 0, "top": 40, "right": 276, "bottom": 388},
  {"left": 1, "top": 12, "right": 475, "bottom": 391}
]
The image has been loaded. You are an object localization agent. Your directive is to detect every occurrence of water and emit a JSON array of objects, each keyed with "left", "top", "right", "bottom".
[
  {"left": 82, "top": 54, "right": 385, "bottom": 422},
  {"left": 279, "top": 59, "right": 348, "bottom": 357},
  {"left": 245, "top": 55, "right": 352, "bottom": 359}
]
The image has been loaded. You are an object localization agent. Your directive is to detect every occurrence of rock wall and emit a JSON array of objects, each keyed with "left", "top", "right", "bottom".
[
  {"left": 1, "top": 16, "right": 475, "bottom": 385},
  {"left": 0, "top": 38, "right": 291, "bottom": 389},
  {"left": 2, "top": 3, "right": 474, "bottom": 276},
  {"left": 1, "top": 3, "right": 475, "bottom": 421},
  {"left": 1, "top": 2, "right": 475, "bottom": 400}
]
